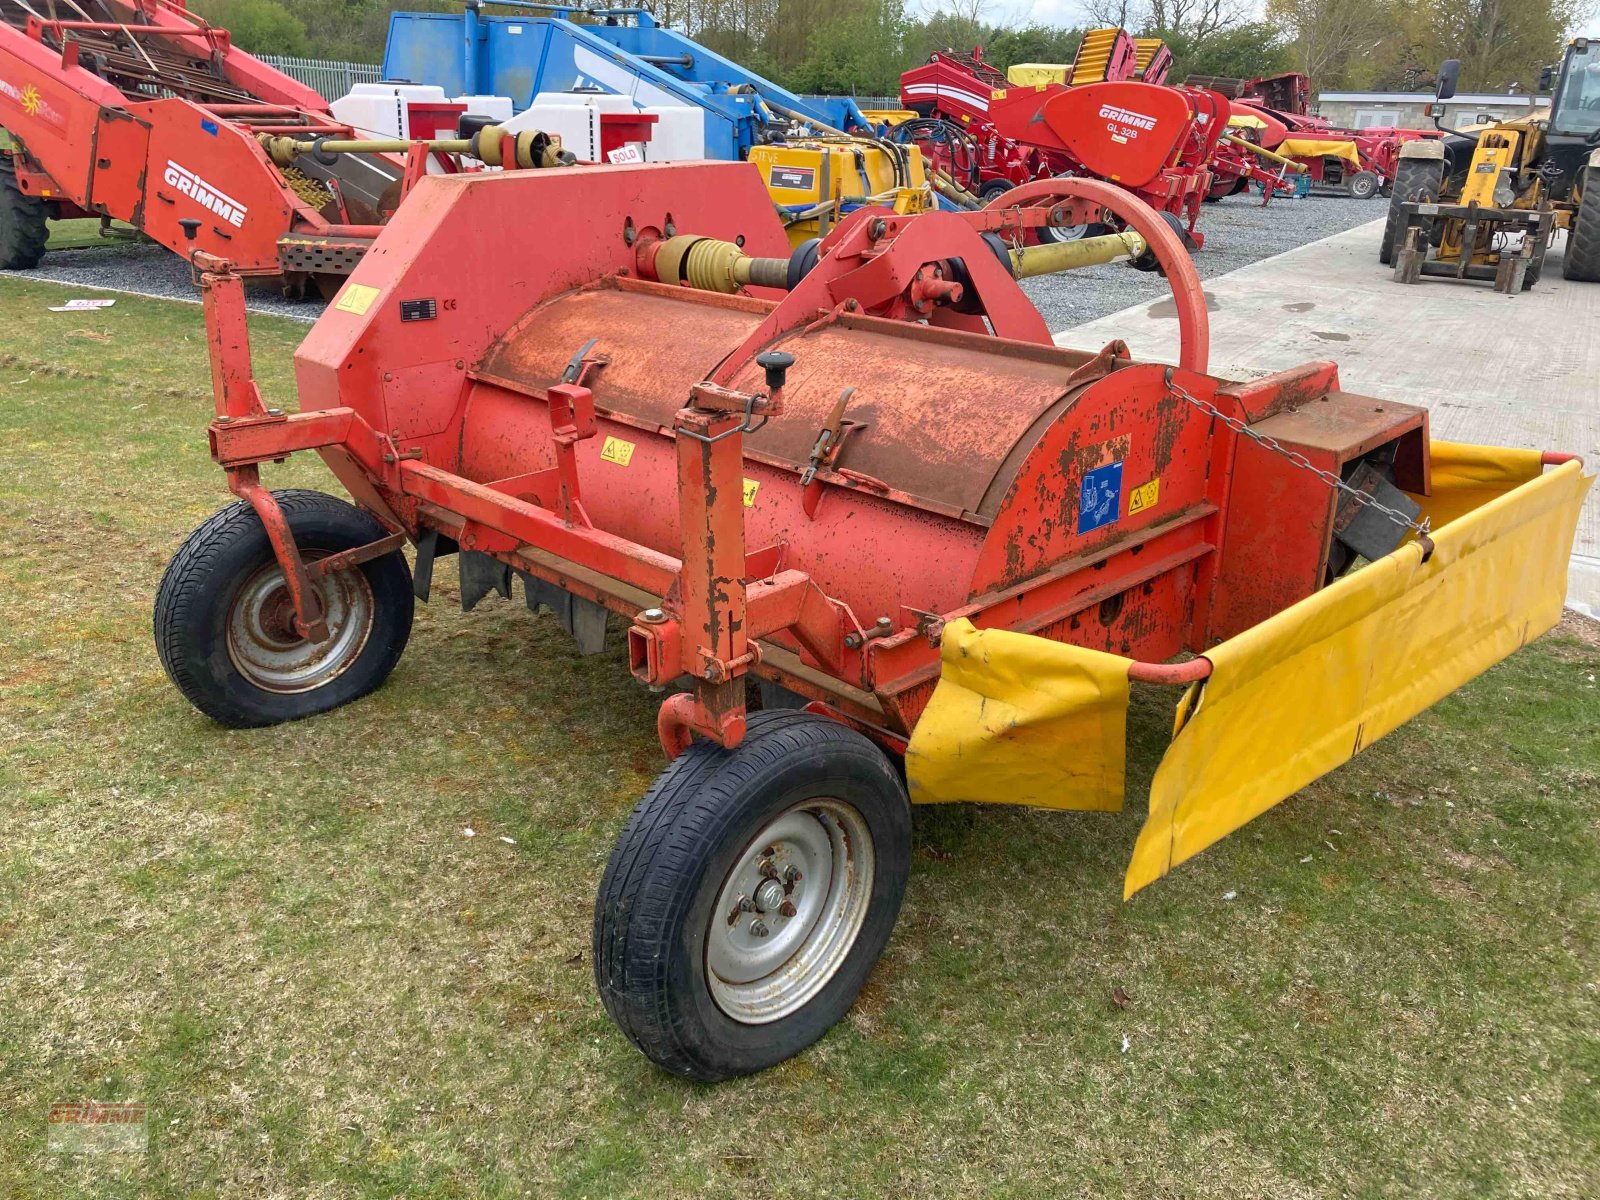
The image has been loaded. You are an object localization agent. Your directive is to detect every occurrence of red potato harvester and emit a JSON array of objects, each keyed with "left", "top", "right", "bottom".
[
  {"left": 155, "top": 159, "right": 1590, "bottom": 1081},
  {"left": 984, "top": 79, "right": 1230, "bottom": 245}
]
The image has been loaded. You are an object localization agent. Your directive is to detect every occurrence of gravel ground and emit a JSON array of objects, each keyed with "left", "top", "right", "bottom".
[
  {"left": 4, "top": 191, "right": 1385, "bottom": 329},
  {"left": 1020, "top": 191, "right": 1385, "bottom": 330},
  {"left": 1, "top": 238, "right": 322, "bottom": 322}
]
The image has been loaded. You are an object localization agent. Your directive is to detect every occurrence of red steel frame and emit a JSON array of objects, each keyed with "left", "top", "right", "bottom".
[{"left": 193, "top": 163, "right": 1432, "bottom": 764}]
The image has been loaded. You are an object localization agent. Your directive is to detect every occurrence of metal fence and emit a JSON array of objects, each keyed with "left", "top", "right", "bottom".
[{"left": 259, "top": 55, "right": 383, "bottom": 102}]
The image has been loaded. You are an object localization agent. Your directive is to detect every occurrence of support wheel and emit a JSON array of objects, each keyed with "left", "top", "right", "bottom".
[
  {"left": 1380, "top": 157, "right": 1442, "bottom": 266},
  {"left": 1345, "top": 170, "right": 1379, "bottom": 200},
  {"left": 977, "top": 178, "right": 1015, "bottom": 202},
  {"left": 0, "top": 160, "right": 48, "bottom": 270},
  {"left": 154, "top": 489, "right": 413, "bottom": 728},
  {"left": 1563, "top": 169, "right": 1600, "bottom": 282},
  {"left": 594, "top": 710, "right": 911, "bottom": 1081}
]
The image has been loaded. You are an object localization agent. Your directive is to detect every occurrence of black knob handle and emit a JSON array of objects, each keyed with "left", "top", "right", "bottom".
[
  {"left": 178, "top": 218, "right": 201, "bottom": 239},
  {"left": 755, "top": 350, "right": 795, "bottom": 391}
]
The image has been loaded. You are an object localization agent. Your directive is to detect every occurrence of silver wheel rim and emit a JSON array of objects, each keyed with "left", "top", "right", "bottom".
[
  {"left": 1038, "top": 221, "right": 1089, "bottom": 243},
  {"left": 225, "top": 552, "right": 374, "bottom": 693},
  {"left": 706, "top": 798, "right": 875, "bottom": 1025}
]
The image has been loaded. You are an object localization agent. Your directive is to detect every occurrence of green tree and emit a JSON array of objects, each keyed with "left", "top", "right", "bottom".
[
  {"left": 790, "top": 0, "right": 909, "bottom": 94},
  {"left": 1401, "top": 0, "right": 1578, "bottom": 92},
  {"left": 1265, "top": 0, "right": 1398, "bottom": 88},
  {"left": 1164, "top": 21, "right": 1291, "bottom": 80},
  {"left": 193, "top": 0, "right": 308, "bottom": 56}
]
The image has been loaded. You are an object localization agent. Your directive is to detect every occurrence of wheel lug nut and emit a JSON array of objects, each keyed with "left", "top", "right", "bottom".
[
  {"left": 739, "top": 898, "right": 755, "bottom": 913},
  {"left": 749, "top": 920, "right": 769, "bottom": 938},
  {"left": 759, "top": 860, "right": 779, "bottom": 879},
  {"left": 783, "top": 866, "right": 801, "bottom": 884},
  {"left": 778, "top": 901, "right": 796, "bottom": 918}
]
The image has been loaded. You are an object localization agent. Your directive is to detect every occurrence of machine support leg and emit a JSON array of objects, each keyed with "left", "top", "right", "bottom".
[
  {"left": 197, "top": 256, "right": 270, "bottom": 420},
  {"left": 671, "top": 405, "right": 753, "bottom": 751}
]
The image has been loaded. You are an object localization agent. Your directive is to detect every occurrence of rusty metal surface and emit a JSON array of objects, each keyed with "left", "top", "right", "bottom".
[{"left": 477, "top": 280, "right": 1106, "bottom": 519}]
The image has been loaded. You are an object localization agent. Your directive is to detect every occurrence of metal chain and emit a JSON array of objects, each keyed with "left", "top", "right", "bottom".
[{"left": 1163, "top": 370, "right": 1431, "bottom": 537}]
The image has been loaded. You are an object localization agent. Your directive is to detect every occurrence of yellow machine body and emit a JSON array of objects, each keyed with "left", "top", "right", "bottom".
[
  {"left": 1006, "top": 63, "right": 1070, "bottom": 86},
  {"left": 750, "top": 140, "right": 932, "bottom": 247}
]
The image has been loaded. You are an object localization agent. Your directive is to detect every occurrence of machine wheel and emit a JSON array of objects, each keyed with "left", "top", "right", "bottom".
[
  {"left": 154, "top": 489, "right": 413, "bottom": 728},
  {"left": 1379, "top": 157, "right": 1443, "bottom": 266},
  {"left": 1037, "top": 217, "right": 1092, "bottom": 243},
  {"left": 0, "top": 161, "right": 48, "bottom": 270},
  {"left": 1345, "top": 170, "right": 1380, "bottom": 200},
  {"left": 594, "top": 710, "right": 911, "bottom": 1081},
  {"left": 1563, "top": 169, "right": 1600, "bottom": 282},
  {"left": 978, "top": 178, "right": 1015, "bottom": 202}
]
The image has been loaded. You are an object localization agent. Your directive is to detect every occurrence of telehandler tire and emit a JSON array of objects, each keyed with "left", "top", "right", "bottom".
[
  {"left": 0, "top": 160, "right": 48, "bottom": 271},
  {"left": 1563, "top": 168, "right": 1600, "bottom": 282},
  {"left": 1380, "top": 158, "right": 1443, "bottom": 266}
]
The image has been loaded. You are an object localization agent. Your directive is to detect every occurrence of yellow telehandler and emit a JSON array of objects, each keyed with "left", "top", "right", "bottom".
[{"left": 1383, "top": 38, "right": 1600, "bottom": 291}]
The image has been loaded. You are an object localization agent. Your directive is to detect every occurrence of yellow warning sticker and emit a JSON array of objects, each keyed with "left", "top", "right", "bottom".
[
  {"left": 333, "top": 283, "right": 380, "bottom": 316},
  {"left": 600, "top": 436, "right": 636, "bottom": 467},
  {"left": 742, "top": 479, "right": 759, "bottom": 507},
  {"left": 1128, "top": 477, "right": 1160, "bottom": 514}
]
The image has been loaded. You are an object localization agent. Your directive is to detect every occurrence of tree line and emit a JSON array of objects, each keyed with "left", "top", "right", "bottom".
[{"left": 195, "top": 0, "right": 1582, "bottom": 100}]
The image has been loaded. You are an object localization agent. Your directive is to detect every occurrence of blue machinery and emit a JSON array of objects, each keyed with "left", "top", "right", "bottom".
[{"left": 382, "top": 3, "right": 876, "bottom": 161}]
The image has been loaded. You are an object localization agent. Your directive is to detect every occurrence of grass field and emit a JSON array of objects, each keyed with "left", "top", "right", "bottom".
[{"left": 1, "top": 274, "right": 1598, "bottom": 1199}]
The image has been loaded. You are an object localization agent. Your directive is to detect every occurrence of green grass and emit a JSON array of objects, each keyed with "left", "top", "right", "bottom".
[
  {"left": 1, "top": 273, "right": 1598, "bottom": 1198},
  {"left": 45, "top": 219, "right": 138, "bottom": 252}
]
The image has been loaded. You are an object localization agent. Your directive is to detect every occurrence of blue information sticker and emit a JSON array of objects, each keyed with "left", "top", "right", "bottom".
[
  {"left": 1077, "top": 460, "right": 1124, "bottom": 534},
  {"left": 200, "top": 118, "right": 219, "bottom": 136}
]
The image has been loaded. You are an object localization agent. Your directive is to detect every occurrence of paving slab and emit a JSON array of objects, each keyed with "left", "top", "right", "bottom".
[{"left": 1054, "top": 220, "right": 1600, "bottom": 616}]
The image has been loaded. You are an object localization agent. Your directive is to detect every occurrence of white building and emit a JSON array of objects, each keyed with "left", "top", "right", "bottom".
[{"left": 1314, "top": 91, "right": 1537, "bottom": 130}]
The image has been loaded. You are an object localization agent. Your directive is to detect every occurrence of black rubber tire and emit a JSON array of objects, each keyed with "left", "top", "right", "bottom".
[
  {"left": 0, "top": 160, "right": 48, "bottom": 270},
  {"left": 154, "top": 489, "right": 413, "bottom": 728},
  {"left": 594, "top": 710, "right": 911, "bottom": 1082},
  {"left": 978, "top": 177, "right": 1015, "bottom": 202},
  {"left": 1346, "top": 169, "right": 1380, "bottom": 200},
  {"left": 1380, "top": 157, "right": 1443, "bottom": 266},
  {"left": 1563, "top": 169, "right": 1600, "bottom": 282}
]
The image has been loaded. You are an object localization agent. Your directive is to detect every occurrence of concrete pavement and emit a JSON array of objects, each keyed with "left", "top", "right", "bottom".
[{"left": 1053, "top": 219, "right": 1600, "bottom": 616}]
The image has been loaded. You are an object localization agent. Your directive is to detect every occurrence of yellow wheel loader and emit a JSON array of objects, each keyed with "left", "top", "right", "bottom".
[{"left": 1382, "top": 38, "right": 1600, "bottom": 291}]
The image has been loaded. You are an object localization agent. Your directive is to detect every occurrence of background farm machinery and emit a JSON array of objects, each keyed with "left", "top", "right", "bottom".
[
  {"left": 152, "top": 154, "right": 1587, "bottom": 1083},
  {"left": 0, "top": 0, "right": 506, "bottom": 292},
  {"left": 895, "top": 32, "right": 1230, "bottom": 245},
  {"left": 1195, "top": 70, "right": 1440, "bottom": 200}
]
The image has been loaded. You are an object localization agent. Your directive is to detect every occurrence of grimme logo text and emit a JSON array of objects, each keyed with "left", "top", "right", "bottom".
[
  {"left": 1098, "top": 104, "right": 1158, "bottom": 131},
  {"left": 163, "top": 160, "right": 248, "bottom": 228}
]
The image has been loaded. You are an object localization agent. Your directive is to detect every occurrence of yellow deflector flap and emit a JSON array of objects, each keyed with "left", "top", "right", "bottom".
[
  {"left": 1124, "top": 453, "right": 1590, "bottom": 898},
  {"left": 1279, "top": 138, "right": 1363, "bottom": 168},
  {"left": 906, "top": 619, "right": 1130, "bottom": 811}
]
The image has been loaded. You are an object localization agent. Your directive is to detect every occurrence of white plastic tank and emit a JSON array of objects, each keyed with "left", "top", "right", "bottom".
[
  {"left": 330, "top": 82, "right": 450, "bottom": 141},
  {"left": 511, "top": 89, "right": 706, "bottom": 162},
  {"left": 454, "top": 95, "right": 515, "bottom": 125}
]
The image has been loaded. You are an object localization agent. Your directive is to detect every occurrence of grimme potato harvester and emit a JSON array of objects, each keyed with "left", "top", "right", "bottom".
[
  {"left": 156, "top": 158, "right": 1589, "bottom": 1081},
  {"left": 0, "top": 0, "right": 558, "bottom": 291}
]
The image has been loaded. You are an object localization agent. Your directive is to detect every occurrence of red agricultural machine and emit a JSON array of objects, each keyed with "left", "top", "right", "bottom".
[
  {"left": 1193, "top": 72, "right": 1441, "bottom": 199},
  {"left": 0, "top": 0, "right": 560, "bottom": 292},
  {"left": 154, "top": 158, "right": 1588, "bottom": 1083},
  {"left": 896, "top": 31, "right": 1230, "bottom": 244}
]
